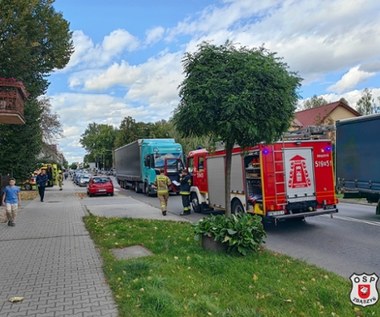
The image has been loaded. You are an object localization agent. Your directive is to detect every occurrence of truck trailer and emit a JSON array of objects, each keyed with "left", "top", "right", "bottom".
[
  {"left": 336, "top": 114, "right": 380, "bottom": 214},
  {"left": 188, "top": 139, "right": 338, "bottom": 223},
  {"left": 114, "top": 139, "right": 184, "bottom": 195}
]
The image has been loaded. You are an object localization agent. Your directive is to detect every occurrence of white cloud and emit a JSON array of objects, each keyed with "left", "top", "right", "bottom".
[
  {"left": 124, "top": 52, "right": 183, "bottom": 104},
  {"left": 64, "top": 31, "right": 94, "bottom": 70},
  {"left": 167, "top": 0, "right": 380, "bottom": 83},
  {"left": 328, "top": 66, "right": 376, "bottom": 93},
  {"left": 50, "top": 93, "right": 147, "bottom": 163},
  {"left": 69, "top": 51, "right": 183, "bottom": 113},
  {"left": 66, "top": 0, "right": 380, "bottom": 89},
  {"left": 167, "top": 0, "right": 274, "bottom": 40},
  {"left": 83, "top": 61, "right": 142, "bottom": 90},
  {"left": 62, "top": 29, "right": 140, "bottom": 71},
  {"left": 102, "top": 29, "right": 139, "bottom": 53},
  {"left": 300, "top": 88, "right": 380, "bottom": 110},
  {"left": 236, "top": 0, "right": 380, "bottom": 81},
  {"left": 145, "top": 26, "right": 165, "bottom": 45},
  {"left": 49, "top": 0, "right": 380, "bottom": 163}
]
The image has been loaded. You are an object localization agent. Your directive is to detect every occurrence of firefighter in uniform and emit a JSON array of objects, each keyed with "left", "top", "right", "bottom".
[
  {"left": 153, "top": 168, "right": 171, "bottom": 216},
  {"left": 57, "top": 171, "right": 63, "bottom": 190},
  {"left": 179, "top": 169, "right": 192, "bottom": 216}
]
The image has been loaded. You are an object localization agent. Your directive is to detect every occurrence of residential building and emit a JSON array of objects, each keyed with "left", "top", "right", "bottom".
[{"left": 293, "top": 101, "right": 361, "bottom": 142}]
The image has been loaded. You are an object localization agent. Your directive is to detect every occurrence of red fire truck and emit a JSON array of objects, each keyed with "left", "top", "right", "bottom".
[{"left": 187, "top": 139, "right": 338, "bottom": 223}]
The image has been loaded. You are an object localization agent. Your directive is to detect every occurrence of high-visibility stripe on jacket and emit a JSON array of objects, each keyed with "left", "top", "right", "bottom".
[{"left": 154, "top": 174, "right": 171, "bottom": 194}]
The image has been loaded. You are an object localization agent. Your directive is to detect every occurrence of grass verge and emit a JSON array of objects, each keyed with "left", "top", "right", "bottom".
[
  {"left": 20, "top": 190, "right": 38, "bottom": 200},
  {"left": 84, "top": 215, "right": 379, "bottom": 317}
]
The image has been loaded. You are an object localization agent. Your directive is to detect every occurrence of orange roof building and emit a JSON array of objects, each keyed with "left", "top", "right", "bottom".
[{"left": 295, "top": 101, "right": 360, "bottom": 128}]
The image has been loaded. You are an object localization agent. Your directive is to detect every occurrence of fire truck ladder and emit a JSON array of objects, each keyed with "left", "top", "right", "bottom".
[
  {"left": 282, "top": 125, "right": 335, "bottom": 141},
  {"left": 272, "top": 149, "right": 286, "bottom": 207}
]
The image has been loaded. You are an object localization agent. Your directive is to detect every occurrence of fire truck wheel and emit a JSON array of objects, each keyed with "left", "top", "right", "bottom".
[
  {"left": 191, "top": 193, "right": 203, "bottom": 213},
  {"left": 231, "top": 199, "right": 244, "bottom": 214}
]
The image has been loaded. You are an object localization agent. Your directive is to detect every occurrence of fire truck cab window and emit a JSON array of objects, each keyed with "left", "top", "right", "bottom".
[
  {"left": 198, "top": 157, "right": 204, "bottom": 170},
  {"left": 188, "top": 157, "right": 194, "bottom": 173}
]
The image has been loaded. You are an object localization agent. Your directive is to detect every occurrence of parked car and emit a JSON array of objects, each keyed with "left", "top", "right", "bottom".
[
  {"left": 87, "top": 176, "right": 114, "bottom": 197},
  {"left": 73, "top": 171, "right": 82, "bottom": 185},
  {"left": 78, "top": 174, "right": 90, "bottom": 187}
]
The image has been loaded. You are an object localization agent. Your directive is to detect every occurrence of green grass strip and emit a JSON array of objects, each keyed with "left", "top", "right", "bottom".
[{"left": 84, "top": 215, "right": 379, "bottom": 317}]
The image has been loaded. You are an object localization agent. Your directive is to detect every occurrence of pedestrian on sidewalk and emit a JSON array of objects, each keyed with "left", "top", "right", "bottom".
[
  {"left": 179, "top": 169, "right": 192, "bottom": 216},
  {"left": 57, "top": 171, "right": 63, "bottom": 190},
  {"left": 36, "top": 169, "right": 49, "bottom": 202},
  {"left": 1, "top": 178, "right": 21, "bottom": 227},
  {"left": 153, "top": 168, "right": 171, "bottom": 216}
]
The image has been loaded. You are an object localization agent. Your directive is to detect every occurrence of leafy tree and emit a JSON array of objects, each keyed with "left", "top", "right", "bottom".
[
  {"left": 150, "top": 120, "right": 171, "bottom": 138},
  {"left": 69, "top": 163, "right": 77, "bottom": 170},
  {"left": 173, "top": 42, "right": 301, "bottom": 215},
  {"left": 38, "top": 97, "right": 63, "bottom": 142},
  {"left": 303, "top": 95, "right": 328, "bottom": 109},
  {"left": 62, "top": 159, "right": 68, "bottom": 169},
  {"left": 114, "top": 116, "right": 149, "bottom": 148},
  {"left": 168, "top": 121, "right": 212, "bottom": 155},
  {"left": 356, "top": 88, "right": 374, "bottom": 115},
  {"left": 0, "top": 0, "right": 73, "bottom": 178},
  {"left": 83, "top": 153, "right": 96, "bottom": 164},
  {"left": 114, "top": 117, "right": 175, "bottom": 148},
  {"left": 80, "top": 123, "right": 117, "bottom": 169},
  {"left": 0, "top": 0, "right": 73, "bottom": 97},
  {"left": 339, "top": 97, "right": 349, "bottom": 106},
  {"left": 114, "top": 115, "right": 210, "bottom": 157},
  {"left": 0, "top": 99, "right": 42, "bottom": 179}
]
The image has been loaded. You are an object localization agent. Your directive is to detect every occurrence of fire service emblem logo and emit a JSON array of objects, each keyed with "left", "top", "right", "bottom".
[{"left": 350, "top": 273, "right": 379, "bottom": 307}]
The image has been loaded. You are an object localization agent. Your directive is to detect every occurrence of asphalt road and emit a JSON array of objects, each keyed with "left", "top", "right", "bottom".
[
  {"left": 117, "top": 184, "right": 380, "bottom": 279},
  {"left": 265, "top": 203, "right": 380, "bottom": 278}
]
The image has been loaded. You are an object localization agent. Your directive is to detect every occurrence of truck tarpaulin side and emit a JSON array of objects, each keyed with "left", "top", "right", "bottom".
[{"left": 336, "top": 114, "right": 380, "bottom": 214}]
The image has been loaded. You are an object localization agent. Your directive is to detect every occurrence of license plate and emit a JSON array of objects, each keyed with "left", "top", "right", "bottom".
[{"left": 98, "top": 189, "right": 106, "bottom": 192}]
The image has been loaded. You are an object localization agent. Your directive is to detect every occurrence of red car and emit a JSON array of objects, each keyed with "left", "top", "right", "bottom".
[{"left": 87, "top": 176, "right": 114, "bottom": 197}]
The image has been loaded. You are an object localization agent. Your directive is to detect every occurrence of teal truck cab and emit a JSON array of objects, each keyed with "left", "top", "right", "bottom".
[{"left": 114, "top": 139, "right": 184, "bottom": 195}]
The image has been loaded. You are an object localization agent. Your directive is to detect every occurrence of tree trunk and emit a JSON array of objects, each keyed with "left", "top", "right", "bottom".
[{"left": 224, "top": 142, "right": 233, "bottom": 216}]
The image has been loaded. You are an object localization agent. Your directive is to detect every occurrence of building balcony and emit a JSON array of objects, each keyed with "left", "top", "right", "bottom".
[{"left": 0, "top": 78, "right": 28, "bottom": 125}]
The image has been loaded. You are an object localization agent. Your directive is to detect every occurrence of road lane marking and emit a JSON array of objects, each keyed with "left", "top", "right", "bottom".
[{"left": 332, "top": 215, "right": 380, "bottom": 227}]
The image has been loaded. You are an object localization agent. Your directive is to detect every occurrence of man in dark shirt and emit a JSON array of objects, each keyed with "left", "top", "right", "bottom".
[{"left": 36, "top": 169, "right": 49, "bottom": 202}]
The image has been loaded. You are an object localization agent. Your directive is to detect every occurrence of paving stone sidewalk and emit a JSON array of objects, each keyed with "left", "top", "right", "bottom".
[{"left": 0, "top": 181, "right": 118, "bottom": 317}]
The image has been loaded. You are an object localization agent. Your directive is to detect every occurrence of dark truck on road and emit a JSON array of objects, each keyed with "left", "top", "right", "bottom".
[{"left": 336, "top": 114, "right": 380, "bottom": 214}]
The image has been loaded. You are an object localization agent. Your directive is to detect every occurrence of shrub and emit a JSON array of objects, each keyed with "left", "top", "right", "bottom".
[{"left": 193, "top": 213, "right": 266, "bottom": 255}]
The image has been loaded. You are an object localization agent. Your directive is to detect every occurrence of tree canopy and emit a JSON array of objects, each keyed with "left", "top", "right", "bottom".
[
  {"left": 356, "top": 88, "right": 375, "bottom": 115},
  {"left": 114, "top": 116, "right": 176, "bottom": 148},
  {"left": 0, "top": 0, "right": 73, "bottom": 97},
  {"left": 174, "top": 42, "right": 301, "bottom": 149},
  {"left": 80, "top": 123, "right": 117, "bottom": 169},
  {"left": 0, "top": 0, "right": 73, "bottom": 179},
  {"left": 303, "top": 95, "right": 328, "bottom": 109},
  {"left": 39, "top": 97, "right": 63, "bottom": 142},
  {"left": 173, "top": 41, "right": 301, "bottom": 215}
]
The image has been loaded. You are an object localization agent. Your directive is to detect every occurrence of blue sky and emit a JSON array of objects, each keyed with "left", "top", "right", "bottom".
[{"left": 48, "top": 0, "right": 380, "bottom": 163}]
